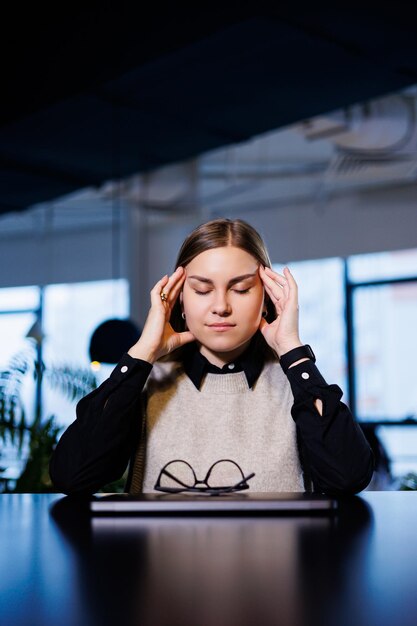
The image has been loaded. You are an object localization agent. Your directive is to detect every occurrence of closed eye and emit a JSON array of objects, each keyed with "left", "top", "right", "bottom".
[
  {"left": 193, "top": 287, "right": 252, "bottom": 295},
  {"left": 233, "top": 288, "right": 251, "bottom": 294}
]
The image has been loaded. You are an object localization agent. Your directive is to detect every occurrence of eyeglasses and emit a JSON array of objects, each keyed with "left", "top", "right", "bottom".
[{"left": 154, "top": 459, "right": 255, "bottom": 495}]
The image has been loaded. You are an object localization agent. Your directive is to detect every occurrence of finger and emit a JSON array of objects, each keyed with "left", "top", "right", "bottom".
[
  {"left": 153, "top": 268, "right": 183, "bottom": 309},
  {"left": 151, "top": 274, "right": 178, "bottom": 311},
  {"left": 167, "top": 267, "right": 186, "bottom": 305},
  {"left": 263, "top": 283, "right": 285, "bottom": 316},
  {"left": 261, "top": 266, "right": 287, "bottom": 289},
  {"left": 263, "top": 266, "right": 288, "bottom": 288},
  {"left": 283, "top": 267, "right": 298, "bottom": 300},
  {"left": 177, "top": 330, "right": 195, "bottom": 347},
  {"left": 150, "top": 275, "right": 169, "bottom": 307},
  {"left": 168, "top": 330, "right": 196, "bottom": 354},
  {"left": 260, "top": 267, "right": 288, "bottom": 302},
  {"left": 262, "top": 281, "right": 281, "bottom": 304},
  {"left": 162, "top": 266, "right": 184, "bottom": 297},
  {"left": 266, "top": 266, "right": 295, "bottom": 299},
  {"left": 283, "top": 267, "right": 297, "bottom": 289}
]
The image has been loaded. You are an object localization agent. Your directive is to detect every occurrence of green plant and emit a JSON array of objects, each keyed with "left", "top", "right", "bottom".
[
  {"left": 398, "top": 472, "right": 417, "bottom": 491},
  {"left": 101, "top": 472, "right": 129, "bottom": 494},
  {"left": 0, "top": 345, "right": 97, "bottom": 492}
]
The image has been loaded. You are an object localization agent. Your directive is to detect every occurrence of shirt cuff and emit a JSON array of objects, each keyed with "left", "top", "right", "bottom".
[
  {"left": 285, "top": 359, "right": 329, "bottom": 399},
  {"left": 109, "top": 352, "right": 153, "bottom": 385}
]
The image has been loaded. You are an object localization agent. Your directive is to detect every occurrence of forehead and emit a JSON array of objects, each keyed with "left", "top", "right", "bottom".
[{"left": 186, "top": 246, "right": 258, "bottom": 276}]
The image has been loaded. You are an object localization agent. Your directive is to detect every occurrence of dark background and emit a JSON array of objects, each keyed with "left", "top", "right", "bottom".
[{"left": 2, "top": 2, "right": 417, "bottom": 214}]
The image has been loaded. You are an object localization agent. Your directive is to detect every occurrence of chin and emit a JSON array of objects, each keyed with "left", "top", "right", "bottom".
[{"left": 201, "top": 334, "right": 251, "bottom": 354}]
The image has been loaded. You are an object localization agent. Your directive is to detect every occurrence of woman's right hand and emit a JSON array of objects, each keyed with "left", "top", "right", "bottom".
[{"left": 128, "top": 266, "right": 195, "bottom": 364}]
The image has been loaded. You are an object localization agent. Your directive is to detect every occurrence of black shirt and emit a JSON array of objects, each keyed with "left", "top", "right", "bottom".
[
  {"left": 49, "top": 342, "right": 374, "bottom": 496},
  {"left": 182, "top": 340, "right": 263, "bottom": 389}
]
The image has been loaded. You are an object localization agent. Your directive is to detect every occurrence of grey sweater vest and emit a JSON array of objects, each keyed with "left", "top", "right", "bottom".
[{"left": 130, "top": 360, "right": 304, "bottom": 494}]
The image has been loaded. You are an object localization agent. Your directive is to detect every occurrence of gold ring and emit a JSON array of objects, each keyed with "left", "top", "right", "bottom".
[{"left": 160, "top": 292, "right": 168, "bottom": 302}]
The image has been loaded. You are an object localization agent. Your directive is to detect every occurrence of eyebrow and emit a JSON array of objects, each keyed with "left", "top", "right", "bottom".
[{"left": 188, "top": 272, "right": 257, "bottom": 287}]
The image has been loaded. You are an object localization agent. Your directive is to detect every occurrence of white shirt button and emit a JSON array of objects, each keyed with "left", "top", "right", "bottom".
[
  {"left": 301, "top": 372, "right": 310, "bottom": 380},
  {"left": 121, "top": 366, "right": 128, "bottom": 373},
  {"left": 228, "top": 363, "right": 235, "bottom": 370}
]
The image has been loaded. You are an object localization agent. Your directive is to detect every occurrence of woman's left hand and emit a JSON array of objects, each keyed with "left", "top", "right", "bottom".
[{"left": 258, "top": 266, "right": 303, "bottom": 357}]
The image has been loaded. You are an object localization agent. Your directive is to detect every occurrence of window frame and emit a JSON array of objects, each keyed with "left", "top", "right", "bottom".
[{"left": 345, "top": 269, "right": 417, "bottom": 426}]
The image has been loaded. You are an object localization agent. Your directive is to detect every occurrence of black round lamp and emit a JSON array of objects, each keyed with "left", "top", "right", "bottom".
[{"left": 89, "top": 318, "right": 141, "bottom": 364}]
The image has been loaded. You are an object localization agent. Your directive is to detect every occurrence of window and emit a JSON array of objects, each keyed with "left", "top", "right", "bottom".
[
  {"left": 347, "top": 248, "right": 417, "bottom": 480},
  {"left": 42, "top": 279, "right": 129, "bottom": 429},
  {"left": 272, "top": 247, "right": 417, "bottom": 482},
  {"left": 352, "top": 281, "right": 417, "bottom": 422},
  {"left": 273, "top": 258, "right": 347, "bottom": 394},
  {"left": 348, "top": 248, "right": 417, "bottom": 282},
  {"left": 0, "top": 286, "right": 40, "bottom": 484},
  {"left": 0, "top": 279, "right": 129, "bottom": 486},
  {"left": 0, "top": 286, "right": 39, "bottom": 368},
  {"left": 43, "top": 279, "right": 129, "bottom": 367},
  {"left": 347, "top": 248, "right": 417, "bottom": 423}
]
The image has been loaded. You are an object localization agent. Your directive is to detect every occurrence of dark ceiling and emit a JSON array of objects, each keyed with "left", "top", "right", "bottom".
[{"left": 1, "top": 3, "right": 417, "bottom": 216}]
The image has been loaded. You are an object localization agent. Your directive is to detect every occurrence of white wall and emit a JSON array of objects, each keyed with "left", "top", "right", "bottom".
[{"left": 0, "top": 225, "right": 114, "bottom": 287}]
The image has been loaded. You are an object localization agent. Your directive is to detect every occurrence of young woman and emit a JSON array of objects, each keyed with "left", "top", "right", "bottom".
[{"left": 50, "top": 219, "right": 373, "bottom": 495}]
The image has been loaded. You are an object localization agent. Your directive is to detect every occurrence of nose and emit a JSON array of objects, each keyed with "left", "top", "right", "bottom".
[{"left": 211, "top": 291, "right": 232, "bottom": 317}]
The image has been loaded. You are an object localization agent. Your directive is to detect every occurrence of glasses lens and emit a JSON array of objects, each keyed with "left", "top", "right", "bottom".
[
  {"left": 206, "top": 460, "right": 244, "bottom": 489},
  {"left": 159, "top": 460, "right": 196, "bottom": 490}
]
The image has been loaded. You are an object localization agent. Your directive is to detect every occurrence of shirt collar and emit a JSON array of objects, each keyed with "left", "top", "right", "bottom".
[{"left": 182, "top": 335, "right": 264, "bottom": 390}]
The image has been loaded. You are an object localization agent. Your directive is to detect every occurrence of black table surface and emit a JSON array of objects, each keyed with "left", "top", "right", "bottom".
[{"left": 1, "top": 492, "right": 417, "bottom": 626}]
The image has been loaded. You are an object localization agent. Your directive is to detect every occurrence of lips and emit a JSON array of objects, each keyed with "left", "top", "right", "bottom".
[{"left": 207, "top": 323, "right": 236, "bottom": 331}]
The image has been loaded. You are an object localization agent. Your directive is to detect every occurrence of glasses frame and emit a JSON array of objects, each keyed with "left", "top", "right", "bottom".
[{"left": 154, "top": 459, "right": 255, "bottom": 495}]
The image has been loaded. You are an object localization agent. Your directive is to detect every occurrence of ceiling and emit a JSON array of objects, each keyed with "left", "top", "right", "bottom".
[{"left": 2, "top": 4, "right": 417, "bottom": 216}]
